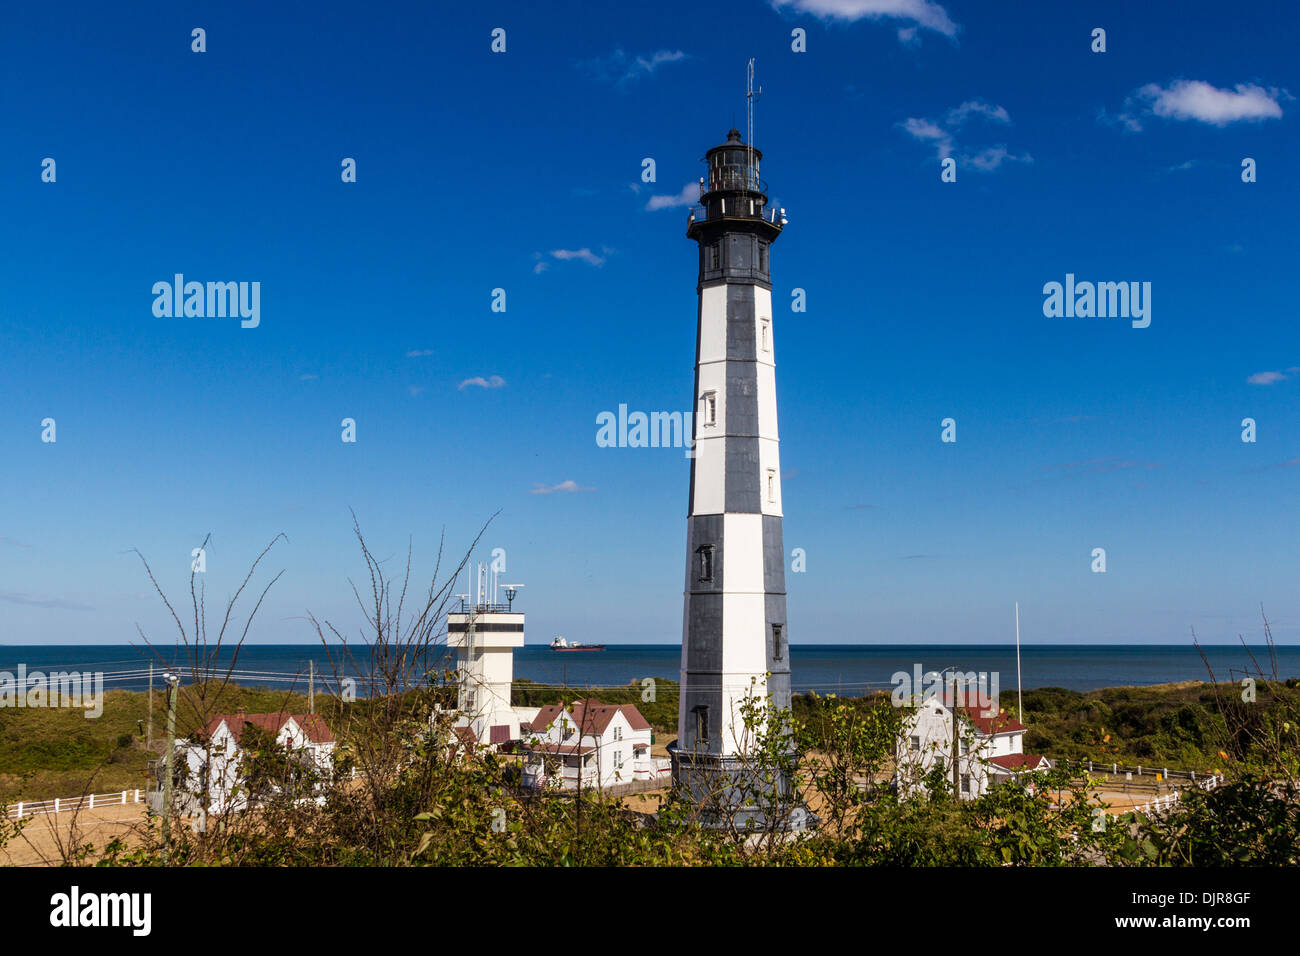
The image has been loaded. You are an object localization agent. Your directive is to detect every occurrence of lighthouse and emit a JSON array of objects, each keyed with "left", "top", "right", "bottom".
[{"left": 670, "top": 113, "right": 801, "bottom": 826}]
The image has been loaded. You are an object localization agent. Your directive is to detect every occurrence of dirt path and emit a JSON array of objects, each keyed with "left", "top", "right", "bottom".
[{"left": 2, "top": 802, "right": 150, "bottom": 866}]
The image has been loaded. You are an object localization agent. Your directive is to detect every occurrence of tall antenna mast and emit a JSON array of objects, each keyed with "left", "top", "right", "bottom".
[
  {"left": 746, "top": 58, "right": 761, "bottom": 189},
  {"left": 1015, "top": 601, "right": 1023, "bottom": 722}
]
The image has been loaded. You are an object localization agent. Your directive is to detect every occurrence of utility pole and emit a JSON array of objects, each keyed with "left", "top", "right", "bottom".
[
  {"left": 161, "top": 671, "right": 179, "bottom": 863},
  {"left": 147, "top": 663, "right": 154, "bottom": 750},
  {"left": 952, "top": 677, "right": 961, "bottom": 797},
  {"left": 573, "top": 711, "right": 581, "bottom": 861},
  {"left": 308, "top": 659, "right": 315, "bottom": 714}
]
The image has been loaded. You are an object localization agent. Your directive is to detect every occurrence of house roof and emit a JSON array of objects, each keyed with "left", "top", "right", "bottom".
[
  {"left": 957, "top": 707, "right": 1026, "bottom": 736},
  {"left": 519, "top": 742, "right": 596, "bottom": 756},
  {"left": 925, "top": 691, "right": 1026, "bottom": 736},
  {"left": 452, "top": 725, "right": 478, "bottom": 745},
  {"left": 528, "top": 704, "right": 567, "bottom": 734},
  {"left": 987, "top": 753, "right": 1048, "bottom": 771},
  {"left": 206, "top": 712, "right": 335, "bottom": 745},
  {"left": 528, "top": 698, "right": 651, "bottom": 737}
]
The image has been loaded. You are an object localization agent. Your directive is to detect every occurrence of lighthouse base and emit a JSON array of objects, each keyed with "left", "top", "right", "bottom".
[{"left": 668, "top": 744, "right": 818, "bottom": 833}]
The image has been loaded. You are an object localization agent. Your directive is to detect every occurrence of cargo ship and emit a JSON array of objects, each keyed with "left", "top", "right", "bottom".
[{"left": 549, "top": 636, "right": 605, "bottom": 652}]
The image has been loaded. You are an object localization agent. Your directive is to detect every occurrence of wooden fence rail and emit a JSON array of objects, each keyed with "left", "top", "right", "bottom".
[{"left": 1056, "top": 758, "right": 1219, "bottom": 783}]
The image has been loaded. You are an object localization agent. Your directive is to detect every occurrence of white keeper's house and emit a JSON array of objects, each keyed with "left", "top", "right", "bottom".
[
  {"left": 518, "top": 698, "right": 669, "bottom": 790},
  {"left": 173, "top": 711, "right": 336, "bottom": 813},
  {"left": 897, "top": 698, "right": 1049, "bottom": 800}
]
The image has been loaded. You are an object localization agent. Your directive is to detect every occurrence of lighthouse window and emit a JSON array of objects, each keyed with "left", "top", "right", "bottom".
[
  {"left": 693, "top": 705, "right": 710, "bottom": 744},
  {"left": 707, "top": 242, "right": 719, "bottom": 271},
  {"left": 759, "top": 243, "right": 768, "bottom": 273},
  {"left": 701, "top": 390, "right": 717, "bottom": 426},
  {"left": 766, "top": 469, "right": 777, "bottom": 502},
  {"left": 697, "top": 545, "right": 714, "bottom": 583},
  {"left": 773, "top": 624, "right": 784, "bottom": 661},
  {"left": 761, "top": 318, "right": 771, "bottom": 352}
]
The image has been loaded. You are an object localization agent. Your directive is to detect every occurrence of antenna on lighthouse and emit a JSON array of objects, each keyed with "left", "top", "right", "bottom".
[{"left": 746, "top": 58, "right": 761, "bottom": 189}]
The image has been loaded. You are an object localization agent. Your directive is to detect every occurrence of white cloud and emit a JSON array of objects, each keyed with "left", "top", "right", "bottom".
[
  {"left": 1120, "top": 80, "right": 1285, "bottom": 130},
  {"left": 458, "top": 375, "right": 506, "bottom": 390},
  {"left": 646, "top": 182, "right": 699, "bottom": 211},
  {"left": 900, "top": 117, "right": 951, "bottom": 156},
  {"left": 549, "top": 247, "right": 606, "bottom": 267},
  {"left": 946, "top": 100, "right": 1010, "bottom": 125},
  {"left": 966, "top": 145, "right": 1031, "bottom": 171},
  {"left": 1247, "top": 370, "right": 1288, "bottom": 385},
  {"left": 581, "top": 48, "right": 689, "bottom": 86},
  {"left": 406, "top": 348, "right": 434, "bottom": 357},
  {"left": 530, "top": 479, "right": 594, "bottom": 495},
  {"left": 635, "top": 49, "right": 687, "bottom": 73},
  {"left": 899, "top": 100, "right": 1028, "bottom": 170},
  {"left": 771, "top": 0, "right": 958, "bottom": 39}
]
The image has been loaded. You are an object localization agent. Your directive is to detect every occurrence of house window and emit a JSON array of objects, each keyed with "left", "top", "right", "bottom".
[
  {"left": 910, "top": 735, "right": 920, "bottom": 752},
  {"left": 766, "top": 469, "right": 777, "bottom": 503},
  {"left": 760, "top": 317, "right": 771, "bottom": 351},
  {"left": 693, "top": 705, "right": 710, "bottom": 744},
  {"left": 772, "top": 623, "right": 784, "bottom": 661},
  {"left": 613, "top": 726, "right": 622, "bottom": 742},
  {"left": 961, "top": 774, "right": 971, "bottom": 794},
  {"left": 701, "top": 390, "right": 717, "bottom": 426},
  {"left": 697, "top": 545, "right": 715, "bottom": 583},
  {"left": 464, "top": 690, "right": 476, "bottom": 710},
  {"left": 615, "top": 750, "right": 623, "bottom": 769}
]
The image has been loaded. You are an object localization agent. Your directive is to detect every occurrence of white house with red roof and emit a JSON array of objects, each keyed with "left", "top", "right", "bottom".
[
  {"left": 518, "top": 698, "right": 669, "bottom": 790},
  {"left": 896, "top": 699, "right": 1049, "bottom": 799},
  {"left": 174, "top": 711, "right": 336, "bottom": 813}
]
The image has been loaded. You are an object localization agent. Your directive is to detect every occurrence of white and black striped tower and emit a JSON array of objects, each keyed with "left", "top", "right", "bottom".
[{"left": 671, "top": 119, "right": 796, "bottom": 824}]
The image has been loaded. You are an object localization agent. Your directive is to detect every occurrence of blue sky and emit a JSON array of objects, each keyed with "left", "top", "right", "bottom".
[{"left": 2, "top": 0, "right": 1297, "bottom": 647}]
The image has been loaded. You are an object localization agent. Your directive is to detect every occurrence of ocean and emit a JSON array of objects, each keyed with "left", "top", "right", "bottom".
[{"left": 0, "top": 643, "right": 1295, "bottom": 695}]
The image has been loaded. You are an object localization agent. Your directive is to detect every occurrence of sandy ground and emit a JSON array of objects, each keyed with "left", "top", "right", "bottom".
[{"left": 2, "top": 801, "right": 151, "bottom": 866}]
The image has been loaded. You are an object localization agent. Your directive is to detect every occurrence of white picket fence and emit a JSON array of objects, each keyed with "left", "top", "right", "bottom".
[
  {"left": 1134, "top": 773, "right": 1223, "bottom": 817},
  {"left": 4, "top": 789, "right": 144, "bottom": 821},
  {"left": 6, "top": 767, "right": 362, "bottom": 824}
]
